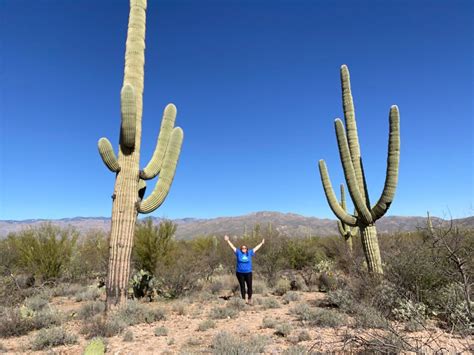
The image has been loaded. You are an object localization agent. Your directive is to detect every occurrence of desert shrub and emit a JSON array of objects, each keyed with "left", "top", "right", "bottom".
[
  {"left": 0, "top": 305, "right": 62, "bottom": 338},
  {"left": 50, "top": 283, "right": 84, "bottom": 297},
  {"left": 261, "top": 316, "right": 277, "bottom": 329},
  {"left": 228, "top": 297, "right": 246, "bottom": 311},
  {"left": 116, "top": 300, "right": 166, "bottom": 325},
  {"left": 81, "top": 315, "right": 126, "bottom": 339},
  {"left": 318, "top": 272, "right": 338, "bottom": 292},
  {"left": 122, "top": 330, "right": 133, "bottom": 342},
  {"left": 297, "top": 330, "right": 311, "bottom": 342},
  {"left": 252, "top": 279, "right": 269, "bottom": 294},
  {"left": 0, "top": 276, "right": 32, "bottom": 307},
  {"left": 197, "top": 319, "right": 216, "bottom": 331},
  {"left": 133, "top": 219, "right": 175, "bottom": 274},
  {"left": 275, "top": 322, "right": 292, "bottom": 337},
  {"left": 154, "top": 326, "right": 168, "bottom": 336},
  {"left": 353, "top": 304, "right": 388, "bottom": 329},
  {"left": 75, "top": 286, "right": 102, "bottom": 302},
  {"left": 282, "top": 291, "right": 300, "bottom": 304},
  {"left": 69, "top": 230, "right": 108, "bottom": 281},
  {"left": 154, "top": 241, "right": 209, "bottom": 298},
  {"left": 383, "top": 232, "right": 453, "bottom": 307},
  {"left": 31, "top": 326, "right": 77, "bottom": 350},
  {"left": 292, "top": 303, "right": 346, "bottom": 327},
  {"left": 308, "top": 308, "right": 347, "bottom": 327},
  {"left": 326, "top": 289, "right": 356, "bottom": 313},
  {"left": 5, "top": 224, "right": 77, "bottom": 281},
  {"left": 24, "top": 294, "right": 49, "bottom": 312},
  {"left": 171, "top": 301, "right": 188, "bottom": 315},
  {"left": 273, "top": 278, "right": 291, "bottom": 296},
  {"left": 209, "top": 306, "right": 238, "bottom": 319},
  {"left": 78, "top": 301, "right": 106, "bottom": 319},
  {"left": 392, "top": 299, "right": 427, "bottom": 323},
  {"left": 210, "top": 280, "right": 223, "bottom": 294},
  {"left": 211, "top": 332, "right": 269, "bottom": 354},
  {"left": 283, "top": 345, "right": 308, "bottom": 355},
  {"left": 257, "top": 297, "right": 280, "bottom": 310}
]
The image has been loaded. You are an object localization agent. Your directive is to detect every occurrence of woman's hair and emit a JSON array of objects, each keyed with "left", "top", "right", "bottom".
[{"left": 240, "top": 245, "right": 248, "bottom": 251}]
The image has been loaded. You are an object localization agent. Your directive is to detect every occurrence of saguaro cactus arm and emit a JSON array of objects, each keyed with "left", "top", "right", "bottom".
[
  {"left": 98, "top": 138, "right": 121, "bottom": 172},
  {"left": 338, "top": 184, "right": 358, "bottom": 236},
  {"left": 370, "top": 105, "right": 400, "bottom": 220},
  {"left": 334, "top": 119, "right": 373, "bottom": 224},
  {"left": 318, "top": 160, "right": 357, "bottom": 226},
  {"left": 120, "top": 84, "right": 137, "bottom": 149},
  {"left": 140, "top": 104, "right": 177, "bottom": 180},
  {"left": 340, "top": 65, "right": 370, "bottom": 206},
  {"left": 138, "top": 127, "right": 183, "bottom": 214}
]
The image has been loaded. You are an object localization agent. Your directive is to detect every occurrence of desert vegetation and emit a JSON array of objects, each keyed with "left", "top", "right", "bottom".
[{"left": 0, "top": 218, "right": 472, "bottom": 353}]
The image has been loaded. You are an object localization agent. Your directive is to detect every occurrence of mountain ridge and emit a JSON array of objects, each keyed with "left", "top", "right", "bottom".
[{"left": 1, "top": 212, "right": 473, "bottom": 240}]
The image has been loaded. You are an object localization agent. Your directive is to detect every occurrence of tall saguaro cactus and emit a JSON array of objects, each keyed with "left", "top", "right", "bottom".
[
  {"left": 97, "top": 0, "right": 184, "bottom": 308},
  {"left": 318, "top": 65, "right": 400, "bottom": 274}
]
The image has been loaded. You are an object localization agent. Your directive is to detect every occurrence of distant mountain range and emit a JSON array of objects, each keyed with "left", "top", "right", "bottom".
[{"left": 1, "top": 212, "right": 473, "bottom": 240}]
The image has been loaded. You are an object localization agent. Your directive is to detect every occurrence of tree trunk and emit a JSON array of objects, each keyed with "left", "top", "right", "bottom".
[
  {"left": 360, "top": 224, "right": 383, "bottom": 274},
  {"left": 106, "top": 0, "right": 147, "bottom": 310}
]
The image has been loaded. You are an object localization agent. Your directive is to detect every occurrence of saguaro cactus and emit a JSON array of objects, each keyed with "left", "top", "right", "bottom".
[
  {"left": 337, "top": 184, "right": 356, "bottom": 252},
  {"left": 318, "top": 65, "right": 400, "bottom": 274},
  {"left": 98, "top": 0, "right": 184, "bottom": 308}
]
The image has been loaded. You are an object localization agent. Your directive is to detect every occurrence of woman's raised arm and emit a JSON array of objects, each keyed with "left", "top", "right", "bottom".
[
  {"left": 253, "top": 239, "right": 265, "bottom": 253},
  {"left": 224, "top": 235, "right": 237, "bottom": 253}
]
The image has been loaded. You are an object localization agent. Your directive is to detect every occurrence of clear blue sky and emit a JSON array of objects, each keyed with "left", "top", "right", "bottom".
[{"left": 1, "top": 0, "right": 472, "bottom": 220}]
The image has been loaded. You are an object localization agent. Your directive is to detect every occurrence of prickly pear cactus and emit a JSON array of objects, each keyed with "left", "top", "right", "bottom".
[
  {"left": 97, "top": 0, "right": 184, "bottom": 309},
  {"left": 84, "top": 337, "right": 106, "bottom": 355},
  {"left": 318, "top": 65, "right": 400, "bottom": 274}
]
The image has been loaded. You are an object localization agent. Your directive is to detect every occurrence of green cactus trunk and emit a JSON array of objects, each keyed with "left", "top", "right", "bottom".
[
  {"left": 106, "top": 0, "right": 146, "bottom": 309},
  {"left": 99, "top": 0, "right": 183, "bottom": 309},
  {"left": 360, "top": 225, "right": 383, "bottom": 274}
]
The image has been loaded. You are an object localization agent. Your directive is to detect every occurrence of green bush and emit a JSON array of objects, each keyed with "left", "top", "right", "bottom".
[
  {"left": 31, "top": 326, "right": 77, "bottom": 350},
  {"left": 133, "top": 219, "right": 175, "bottom": 274},
  {"left": 69, "top": 230, "right": 108, "bottom": 281},
  {"left": 5, "top": 224, "right": 77, "bottom": 281}
]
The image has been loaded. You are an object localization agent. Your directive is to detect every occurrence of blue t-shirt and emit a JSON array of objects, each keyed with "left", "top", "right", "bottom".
[{"left": 235, "top": 249, "right": 255, "bottom": 273}]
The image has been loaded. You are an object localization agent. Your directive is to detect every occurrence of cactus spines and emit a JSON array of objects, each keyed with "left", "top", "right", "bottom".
[
  {"left": 138, "top": 127, "right": 183, "bottom": 213},
  {"left": 98, "top": 138, "right": 120, "bottom": 172},
  {"left": 120, "top": 83, "right": 137, "bottom": 149},
  {"left": 140, "top": 104, "right": 177, "bottom": 180},
  {"left": 98, "top": 0, "right": 183, "bottom": 309},
  {"left": 337, "top": 184, "right": 356, "bottom": 251},
  {"left": 318, "top": 65, "right": 400, "bottom": 274}
]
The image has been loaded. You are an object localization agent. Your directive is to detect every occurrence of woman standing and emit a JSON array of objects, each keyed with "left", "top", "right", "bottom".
[{"left": 224, "top": 235, "right": 265, "bottom": 304}]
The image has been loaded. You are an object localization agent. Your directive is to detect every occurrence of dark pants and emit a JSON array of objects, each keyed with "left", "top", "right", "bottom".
[{"left": 236, "top": 272, "right": 252, "bottom": 300}]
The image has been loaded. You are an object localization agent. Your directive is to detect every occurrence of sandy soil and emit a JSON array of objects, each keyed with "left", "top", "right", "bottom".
[{"left": 1, "top": 290, "right": 472, "bottom": 354}]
